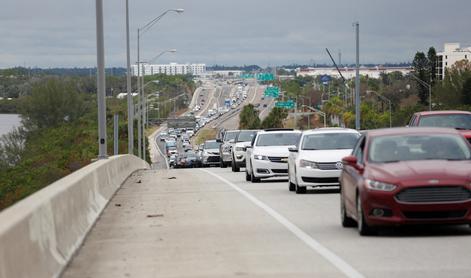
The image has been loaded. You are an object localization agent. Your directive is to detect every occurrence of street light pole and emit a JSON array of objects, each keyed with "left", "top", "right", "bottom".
[
  {"left": 95, "top": 0, "right": 107, "bottom": 159},
  {"left": 354, "top": 22, "right": 361, "bottom": 130},
  {"left": 125, "top": 0, "right": 133, "bottom": 155},
  {"left": 137, "top": 10, "right": 183, "bottom": 161},
  {"left": 410, "top": 74, "right": 432, "bottom": 111}
]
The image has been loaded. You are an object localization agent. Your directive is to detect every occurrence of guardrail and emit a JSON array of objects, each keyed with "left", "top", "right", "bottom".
[{"left": 0, "top": 154, "right": 149, "bottom": 278}]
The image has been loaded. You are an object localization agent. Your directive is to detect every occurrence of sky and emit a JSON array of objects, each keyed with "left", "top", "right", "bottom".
[{"left": 1, "top": 0, "right": 470, "bottom": 68}]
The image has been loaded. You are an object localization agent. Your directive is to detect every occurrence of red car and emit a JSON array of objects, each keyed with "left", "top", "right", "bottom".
[
  {"left": 340, "top": 127, "right": 471, "bottom": 235},
  {"left": 408, "top": 110, "right": 471, "bottom": 144}
]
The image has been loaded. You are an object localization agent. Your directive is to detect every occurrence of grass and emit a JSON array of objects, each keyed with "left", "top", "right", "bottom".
[{"left": 193, "top": 128, "right": 217, "bottom": 146}]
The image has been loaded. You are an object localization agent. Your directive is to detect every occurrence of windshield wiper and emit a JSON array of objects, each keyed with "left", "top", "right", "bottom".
[
  {"left": 303, "top": 148, "right": 319, "bottom": 150},
  {"left": 379, "top": 160, "right": 400, "bottom": 163},
  {"left": 454, "top": 127, "right": 471, "bottom": 130}
]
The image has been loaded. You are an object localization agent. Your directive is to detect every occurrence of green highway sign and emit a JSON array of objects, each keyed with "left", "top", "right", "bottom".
[
  {"left": 275, "top": 100, "right": 295, "bottom": 109},
  {"left": 257, "top": 73, "right": 275, "bottom": 81},
  {"left": 264, "top": 86, "right": 280, "bottom": 97},
  {"left": 241, "top": 73, "right": 255, "bottom": 79}
]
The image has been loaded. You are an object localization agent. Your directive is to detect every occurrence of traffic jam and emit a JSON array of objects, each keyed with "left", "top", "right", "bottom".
[{"left": 158, "top": 110, "right": 471, "bottom": 235}]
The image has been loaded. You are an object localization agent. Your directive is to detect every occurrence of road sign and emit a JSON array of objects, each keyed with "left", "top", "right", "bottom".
[
  {"left": 264, "top": 86, "right": 280, "bottom": 97},
  {"left": 241, "top": 73, "right": 255, "bottom": 79},
  {"left": 275, "top": 100, "right": 295, "bottom": 109},
  {"left": 257, "top": 73, "right": 275, "bottom": 81}
]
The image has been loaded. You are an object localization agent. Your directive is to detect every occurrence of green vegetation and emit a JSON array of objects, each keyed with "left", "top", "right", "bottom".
[
  {"left": 194, "top": 128, "right": 217, "bottom": 146},
  {"left": 239, "top": 104, "right": 261, "bottom": 129},
  {"left": 0, "top": 71, "right": 194, "bottom": 211}
]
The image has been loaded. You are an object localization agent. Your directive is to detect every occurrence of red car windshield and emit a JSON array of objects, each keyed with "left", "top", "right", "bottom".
[
  {"left": 418, "top": 114, "right": 471, "bottom": 130},
  {"left": 368, "top": 134, "right": 471, "bottom": 163}
]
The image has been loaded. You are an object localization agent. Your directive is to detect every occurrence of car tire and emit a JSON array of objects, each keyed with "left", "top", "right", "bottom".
[
  {"left": 220, "top": 159, "right": 227, "bottom": 168},
  {"left": 250, "top": 162, "right": 260, "bottom": 183},
  {"left": 341, "top": 188, "right": 356, "bottom": 228},
  {"left": 233, "top": 158, "right": 240, "bottom": 172},
  {"left": 245, "top": 169, "right": 251, "bottom": 181},
  {"left": 357, "top": 194, "right": 376, "bottom": 236},
  {"left": 289, "top": 181, "right": 295, "bottom": 192},
  {"left": 294, "top": 167, "right": 306, "bottom": 194}
]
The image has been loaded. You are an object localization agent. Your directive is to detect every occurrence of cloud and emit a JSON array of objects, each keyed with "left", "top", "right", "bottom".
[{"left": 0, "top": 0, "right": 470, "bottom": 67}]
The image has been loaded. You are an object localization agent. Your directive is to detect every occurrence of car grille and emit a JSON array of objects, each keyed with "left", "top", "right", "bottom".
[
  {"left": 301, "top": 177, "right": 339, "bottom": 183},
  {"left": 207, "top": 156, "right": 220, "bottom": 162},
  {"left": 317, "top": 162, "right": 340, "bottom": 170},
  {"left": 272, "top": 169, "right": 288, "bottom": 174},
  {"left": 402, "top": 210, "right": 467, "bottom": 219},
  {"left": 395, "top": 186, "right": 471, "bottom": 203},
  {"left": 268, "top": 156, "right": 288, "bottom": 163}
]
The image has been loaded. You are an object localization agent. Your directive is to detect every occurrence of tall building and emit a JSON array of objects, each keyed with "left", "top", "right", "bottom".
[
  {"left": 132, "top": 63, "right": 206, "bottom": 76},
  {"left": 436, "top": 43, "right": 471, "bottom": 80}
]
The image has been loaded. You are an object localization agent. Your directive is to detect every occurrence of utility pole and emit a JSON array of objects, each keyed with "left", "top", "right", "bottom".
[
  {"left": 125, "top": 0, "right": 134, "bottom": 155},
  {"left": 95, "top": 0, "right": 107, "bottom": 159},
  {"left": 354, "top": 22, "right": 361, "bottom": 130}
]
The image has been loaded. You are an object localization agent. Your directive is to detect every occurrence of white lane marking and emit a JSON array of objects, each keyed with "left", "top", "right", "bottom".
[{"left": 200, "top": 169, "right": 365, "bottom": 278}]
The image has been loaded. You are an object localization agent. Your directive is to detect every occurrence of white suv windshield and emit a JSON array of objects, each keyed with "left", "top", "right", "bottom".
[
  {"left": 302, "top": 133, "right": 359, "bottom": 150},
  {"left": 256, "top": 133, "right": 300, "bottom": 146}
]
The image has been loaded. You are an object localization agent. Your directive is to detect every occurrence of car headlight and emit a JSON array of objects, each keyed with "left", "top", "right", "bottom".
[
  {"left": 254, "top": 154, "right": 269, "bottom": 160},
  {"left": 235, "top": 147, "right": 246, "bottom": 152},
  {"left": 365, "top": 179, "right": 397, "bottom": 191},
  {"left": 299, "top": 159, "right": 318, "bottom": 169}
]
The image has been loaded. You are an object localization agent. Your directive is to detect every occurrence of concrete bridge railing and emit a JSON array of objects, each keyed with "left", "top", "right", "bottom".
[{"left": 0, "top": 154, "right": 149, "bottom": 278}]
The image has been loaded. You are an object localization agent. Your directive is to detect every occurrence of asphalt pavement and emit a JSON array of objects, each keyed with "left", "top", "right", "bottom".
[{"left": 62, "top": 166, "right": 471, "bottom": 278}]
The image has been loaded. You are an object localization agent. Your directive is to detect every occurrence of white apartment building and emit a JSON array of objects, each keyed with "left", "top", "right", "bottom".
[
  {"left": 436, "top": 43, "right": 471, "bottom": 79},
  {"left": 132, "top": 63, "right": 206, "bottom": 76}
]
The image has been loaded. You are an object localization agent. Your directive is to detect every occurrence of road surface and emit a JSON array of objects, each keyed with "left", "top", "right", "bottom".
[{"left": 63, "top": 166, "right": 471, "bottom": 278}]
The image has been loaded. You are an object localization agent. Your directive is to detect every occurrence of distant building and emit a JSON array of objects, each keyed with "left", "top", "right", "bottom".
[
  {"left": 296, "top": 66, "right": 412, "bottom": 79},
  {"left": 132, "top": 63, "right": 206, "bottom": 76},
  {"left": 436, "top": 43, "right": 471, "bottom": 80}
]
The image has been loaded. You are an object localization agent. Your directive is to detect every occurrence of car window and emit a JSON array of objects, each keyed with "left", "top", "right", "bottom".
[
  {"left": 237, "top": 131, "right": 257, "bottom": 142},
  {"left": 301, "top": 133, "right": 359, "bottom": 150},
  {"left": 256, "top": 133, "right": 301, "bottom": 146},
  {"left": 352, "top": 135, "right": 365, "bottom": 164},
  {"left": 368, "top": 134, "right": 471, "bottom": 163},
  {"left": 417, "top": 114, "right": 471, "bottom": 129},
  {"left": 224, "top": 131, "right": 239, "bottom": 141},
  {"left": 204, "top": 141, "right": 221, "bottom": 149}
]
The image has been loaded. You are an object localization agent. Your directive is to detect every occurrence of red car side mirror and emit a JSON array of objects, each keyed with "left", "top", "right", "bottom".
[{"left": 342, "top": 155, "right": 364, "bottom": 172}]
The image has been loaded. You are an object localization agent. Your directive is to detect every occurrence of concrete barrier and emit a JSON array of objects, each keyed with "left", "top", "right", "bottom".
[{"left": 0, "top": 154, "right": 149, "bottom": 278}]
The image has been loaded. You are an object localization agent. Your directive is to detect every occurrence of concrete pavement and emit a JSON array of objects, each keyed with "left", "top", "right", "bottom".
[{"left": 63, "top": 166, "right": 471, "bottom": 278}]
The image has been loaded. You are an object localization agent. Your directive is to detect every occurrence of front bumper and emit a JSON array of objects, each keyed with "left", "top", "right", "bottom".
[
  {"left": 233, "top": 151, "right": 246, "bottom": 166},
  {"left": 252, "top": 159, "right": 288, "bottom": 178},
  {"left": 203, "top": 155, "right": 220, "bottom": 165},
  {"left": 361, "top": 189, "right": 471, "bottom": 227},
  {"left": 297, "top": 168, "right": 341, "bottom": 187}
]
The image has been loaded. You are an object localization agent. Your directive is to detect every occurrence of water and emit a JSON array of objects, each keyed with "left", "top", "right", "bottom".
[{"left": 0, "top": 114, "right": 21, "bottom": 137}]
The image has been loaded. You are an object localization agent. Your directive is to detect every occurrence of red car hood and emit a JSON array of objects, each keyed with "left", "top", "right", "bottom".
[{"left": 366, "top": 160, "right": 471, "bottom": 186}]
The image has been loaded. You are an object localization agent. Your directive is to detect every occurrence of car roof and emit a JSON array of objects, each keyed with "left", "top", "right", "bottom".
[
  {"left": 366, "top": 127, "right": 462, "bottom": 137},
  {"left": 414, "top": 110, "right": 471, "bottom": 116},
  {"left": 204, "top": 139, "right": 218, "bottom": 143},
  {"left": 302, "top": 128, "right": 359, "bottom": 135},
  {"left": 258, "top": 129, "right": 301, "bottom": 134}
]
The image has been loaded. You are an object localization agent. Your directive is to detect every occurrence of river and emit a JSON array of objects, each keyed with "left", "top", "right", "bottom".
[{"left": 0, "top": 114, "right": 21, "bottom": 137}]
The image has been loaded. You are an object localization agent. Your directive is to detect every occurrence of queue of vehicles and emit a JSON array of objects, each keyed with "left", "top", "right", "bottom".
[{"left": 161, "top": 109, "right": 471, "bottom": 236}]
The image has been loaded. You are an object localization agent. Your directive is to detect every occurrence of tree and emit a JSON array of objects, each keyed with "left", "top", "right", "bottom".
[
  {"left": 427, "top": 47, "right": 437, "bottom": 83},
  {"left": 462, "top": 77, "right": 471, "bottom": 105},
  {"left": 19, "top": 78, "right": 89, "bottom": 129},
  {"left": 261, "top": 107, "right": 287, "bottom": 128},
  {"left": 412, "top": 52, "right": 429, "bottom": 106},
  {"left": 239, "top": 104, "right": 261, "bottom": 129}
]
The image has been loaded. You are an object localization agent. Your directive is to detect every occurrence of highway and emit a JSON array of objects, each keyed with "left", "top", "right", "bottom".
[{"left": 62, "top": 166, "right": 471, "bottom": 278}]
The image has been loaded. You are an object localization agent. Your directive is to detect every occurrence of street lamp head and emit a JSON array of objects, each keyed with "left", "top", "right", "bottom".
[{"left": 174, "top": 9, "right": 184, "bottom": 13}]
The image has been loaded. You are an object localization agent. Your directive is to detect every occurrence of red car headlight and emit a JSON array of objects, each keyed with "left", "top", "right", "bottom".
[{"left": 365, "top": 179, "right": 397, "bottom": 192}]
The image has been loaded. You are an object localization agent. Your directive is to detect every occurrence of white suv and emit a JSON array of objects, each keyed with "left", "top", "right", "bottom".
[
  {"left": 287, "top": 128, "right": 360, "bottom": 193},
  {"left": 246, "top": 129, "right": 302, "bottom": 183},
  {"left": 231, "top": 130, "right": 258, "bottom": 172}
]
